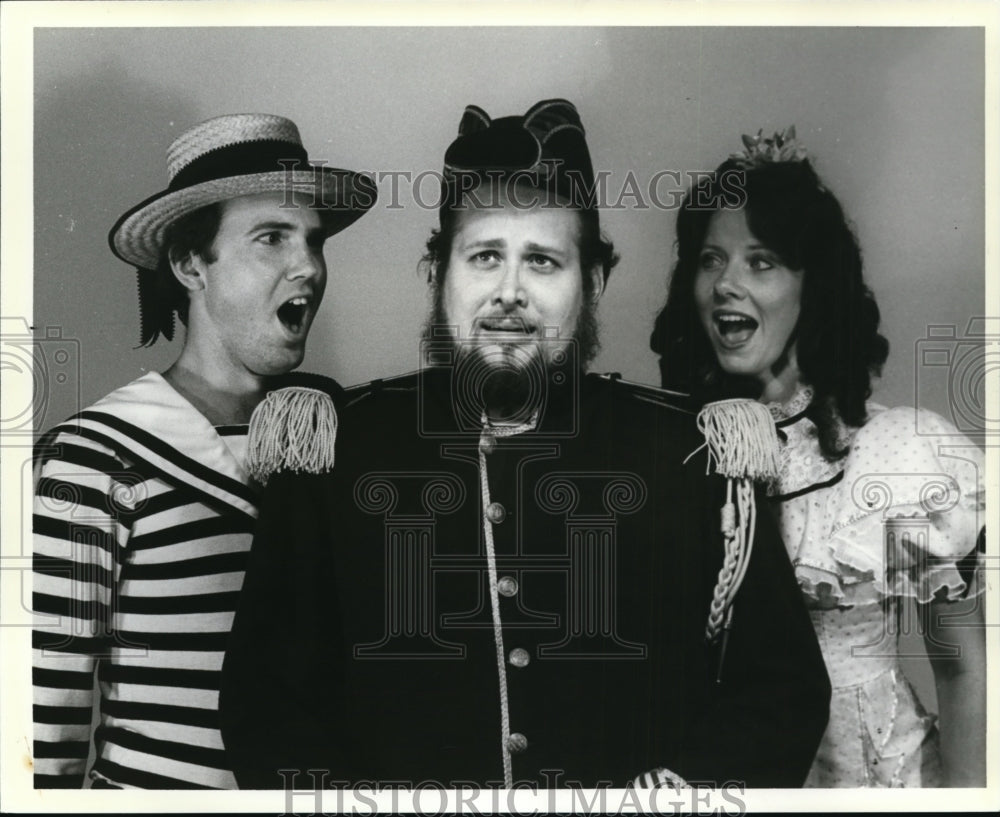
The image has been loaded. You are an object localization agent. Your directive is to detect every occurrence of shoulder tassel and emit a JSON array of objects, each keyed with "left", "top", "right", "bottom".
[
  {"left": 246, "top": 386, "right": 338, "bottom": 484},
  {"left": 693, "top": 398, "right": 782, "bottom": 480}
]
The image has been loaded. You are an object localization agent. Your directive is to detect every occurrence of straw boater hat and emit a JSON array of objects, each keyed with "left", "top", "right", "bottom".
[{"left": 109, "top": 112, "right": 376, "bottom": 270}]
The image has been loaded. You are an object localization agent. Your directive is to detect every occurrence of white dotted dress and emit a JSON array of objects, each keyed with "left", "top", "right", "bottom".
[{"left": 767, "top": 387, "right": 985, "bottom": 787}]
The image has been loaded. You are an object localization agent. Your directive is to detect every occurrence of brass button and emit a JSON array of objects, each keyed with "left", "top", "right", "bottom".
[
  {"left": 479, "top": 433, "right": 496, "bottom": 454},
  {"left": 497, "top": 576, "right": 518, "bottom": 597},
  {"left": 509, "top": 648, "right": 530, "bottom": 668},
  {"left": 485, "top": 502, "right": 506, "bottom": 524},
  {"left": 507, "top": 732, "right": 528, "bottom": 754}
]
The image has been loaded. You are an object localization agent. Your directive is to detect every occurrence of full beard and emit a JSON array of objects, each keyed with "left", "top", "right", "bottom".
[
  {"left": 473, "top": 344, "right": 540, "bottom": 425},
  {"left": 422, "top": 285, "right": 600, "bottom": 424}
]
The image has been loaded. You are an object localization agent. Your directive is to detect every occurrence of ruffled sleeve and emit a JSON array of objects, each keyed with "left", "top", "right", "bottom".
[{"left": 824, "top": 405, "right": 985, "bottom": 603}]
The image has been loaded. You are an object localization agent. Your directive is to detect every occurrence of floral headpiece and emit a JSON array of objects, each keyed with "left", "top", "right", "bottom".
[{"left": 729, "top": 126, "right": 808, "bottom": 168}]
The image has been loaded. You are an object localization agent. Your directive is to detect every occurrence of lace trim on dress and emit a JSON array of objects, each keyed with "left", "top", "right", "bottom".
[
  {"left": 770, "top": 400, "right": 985, "bottom": 607},
  {"left": 767, "top": 384, "right": 814, "bottom": 421}
]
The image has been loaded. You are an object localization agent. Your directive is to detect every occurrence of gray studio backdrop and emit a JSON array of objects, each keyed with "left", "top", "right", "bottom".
[
  {"left": 34, "top": 27, "right": 985, "bottom": 429},
  {"left": 32, "top": 26, "right": 987, "bottom": 710}
]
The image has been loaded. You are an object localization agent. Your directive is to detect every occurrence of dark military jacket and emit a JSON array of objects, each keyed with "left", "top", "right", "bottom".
[{"left": 220, "top": 368, "right": 829, "bottom": 789}]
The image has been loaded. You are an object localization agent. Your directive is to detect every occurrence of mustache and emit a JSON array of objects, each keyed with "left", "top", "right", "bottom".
[
  {"left": 472, "top": 315, "right": 536, "bottom": 334},
  {"left": 421, "top": 283, "right": 602, "bottom": 367}
]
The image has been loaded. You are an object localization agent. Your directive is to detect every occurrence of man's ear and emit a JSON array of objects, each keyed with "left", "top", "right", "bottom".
[
  {"left": 587, "top": 263, "right": 606, "bottom": 302},
  {"left": 169, "top": 250, "right": 208, "bottom": 293}
]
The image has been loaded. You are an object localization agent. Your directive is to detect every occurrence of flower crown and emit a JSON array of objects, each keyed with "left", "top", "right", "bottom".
[{"left": 729, "top": 126, "right": 808, "bottom": 168}]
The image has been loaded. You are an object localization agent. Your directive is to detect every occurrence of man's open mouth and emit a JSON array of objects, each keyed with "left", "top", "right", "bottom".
[
  {"left": 713, "top": 312, "right": 758, "bottom": 346},
  {"left": 277, "top": 296, "right": 311, "bottom": 335}
]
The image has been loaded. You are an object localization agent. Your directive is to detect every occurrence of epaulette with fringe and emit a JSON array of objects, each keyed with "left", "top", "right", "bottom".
[
  {"left": 246, "top": 371, "right": 346, "bottom": 485},
  {"left": 268, "top": 370, "right": 347, "bottom": 402},
  {"left": 246, "top": 370, "right": 424, "bottom": 484}
]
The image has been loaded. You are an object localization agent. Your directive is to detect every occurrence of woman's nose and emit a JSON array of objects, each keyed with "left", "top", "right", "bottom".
[{"left": 713, "top": 262, "right": 746, "bottom": 300}]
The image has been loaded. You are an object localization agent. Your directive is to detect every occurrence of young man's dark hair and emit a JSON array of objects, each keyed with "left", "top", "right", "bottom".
[{"left": 140, "top": 202, "right": 221, "bottom": 344}]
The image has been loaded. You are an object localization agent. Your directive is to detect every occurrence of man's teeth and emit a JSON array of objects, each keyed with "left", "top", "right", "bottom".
[{"left": 278, "top": 297, "right": 310, "bottom": 331}]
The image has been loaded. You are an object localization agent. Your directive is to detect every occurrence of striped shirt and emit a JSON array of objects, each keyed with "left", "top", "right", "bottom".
[{"left": 32, "top": 371, "right": 257, "bottom": 789}]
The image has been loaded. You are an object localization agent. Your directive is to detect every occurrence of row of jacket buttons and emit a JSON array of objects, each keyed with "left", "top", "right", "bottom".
[
  {"left": 501, "top": 569, "right": 528, "bottom": 755},
  {"left": 480, "top": 449, "right": 527, "bottom": 761}
]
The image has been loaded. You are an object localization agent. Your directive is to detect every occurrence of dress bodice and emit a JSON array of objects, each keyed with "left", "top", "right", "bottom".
[{"left": 763, "top": 387, "right": 985, "bottom": 787}]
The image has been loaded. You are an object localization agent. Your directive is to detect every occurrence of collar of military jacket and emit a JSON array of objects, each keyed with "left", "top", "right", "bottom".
[{"left": 418, "top": 364, "right": 594, "bottom": 437}]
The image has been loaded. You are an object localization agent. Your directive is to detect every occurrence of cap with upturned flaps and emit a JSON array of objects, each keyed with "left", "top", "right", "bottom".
[{"left": 439, "top": 98, "right": 598, "bottom": 214}]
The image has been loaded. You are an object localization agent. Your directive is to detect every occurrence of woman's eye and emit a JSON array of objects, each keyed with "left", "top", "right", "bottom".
[
  {"left": 698, "top": 252, "right": 723, "bottom": 271},
  {"left": 749, "top": 254, "right": 775, "bottom": 272}
]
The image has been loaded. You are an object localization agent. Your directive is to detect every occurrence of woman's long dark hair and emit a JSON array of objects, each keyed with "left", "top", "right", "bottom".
[{"left": 650, "top": 157, "right": 889, "bottom": 459}]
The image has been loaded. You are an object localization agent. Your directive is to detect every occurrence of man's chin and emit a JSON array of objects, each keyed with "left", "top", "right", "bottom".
[
  {"left": 251, "top": 351, "right": 306, "bottom": 379},
  {"left": 454, "top": 337, "right": 549, "bottom": 382},
  {"left": 449, "top": 339, "right": 542, "bottom": 421}
]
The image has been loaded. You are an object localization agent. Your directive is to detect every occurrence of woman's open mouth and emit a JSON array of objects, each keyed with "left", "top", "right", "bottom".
[{"left": 713, "top": 312, "right": 758, "bottom": 348}]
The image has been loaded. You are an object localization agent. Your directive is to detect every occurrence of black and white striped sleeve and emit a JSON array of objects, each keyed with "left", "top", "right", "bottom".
[{"left": 32, "top": 428, "right": 130, "bottom": 788}]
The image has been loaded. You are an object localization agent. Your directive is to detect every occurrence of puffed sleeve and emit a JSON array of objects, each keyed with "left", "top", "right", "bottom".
[{"left": 825, "top": 406, "right": 985, "bottom": 602}]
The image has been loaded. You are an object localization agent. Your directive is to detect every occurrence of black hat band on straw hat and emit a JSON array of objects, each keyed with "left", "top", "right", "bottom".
[{"left": 168, "top": 139, "right": 309, "bottom": 191}]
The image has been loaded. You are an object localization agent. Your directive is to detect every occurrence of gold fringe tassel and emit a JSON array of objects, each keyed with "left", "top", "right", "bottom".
[
  {"left": 692, "top": 398, "right": 782, "bottom": 480},
  {"left": 246, "top": 387, "right": 338, "bottom": 485}
]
